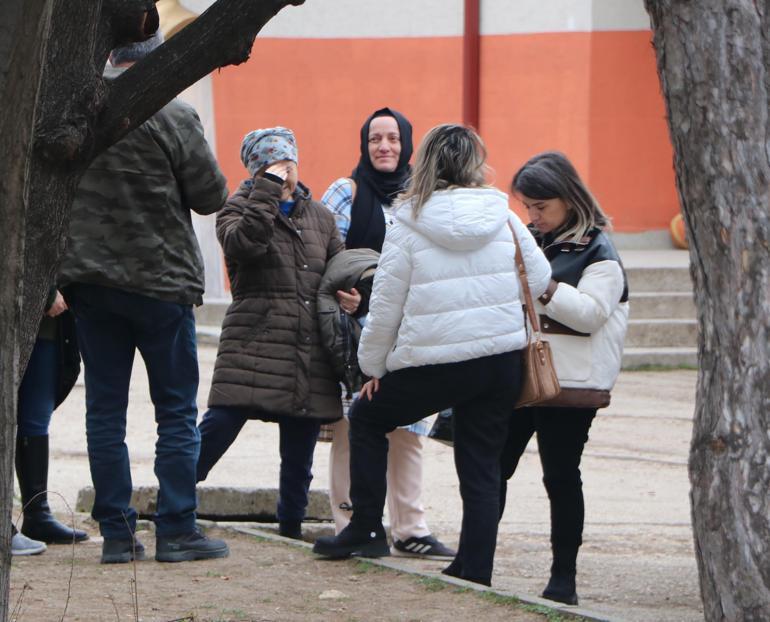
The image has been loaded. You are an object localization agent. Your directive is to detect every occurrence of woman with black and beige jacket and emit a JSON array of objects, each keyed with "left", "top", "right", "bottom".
[
  {"left": 196, "top": 127, "right": 344, "bottom": 540},
  {"left": 500, "top": 151, "right": 629, "bottom": 607}
]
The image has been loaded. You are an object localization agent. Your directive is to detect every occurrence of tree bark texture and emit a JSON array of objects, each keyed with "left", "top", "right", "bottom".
[
  {"left": 1, "top": 1, "right": 304, "bottom": 620},
  {"left": 0, "top": 2, "right": 51, "bottom": 619},
  {"left": 21, "top": 0, "right": 307, "bottom": 361},
  {"left": 645, "top": 2, "right": 770, "bottom": 620}
]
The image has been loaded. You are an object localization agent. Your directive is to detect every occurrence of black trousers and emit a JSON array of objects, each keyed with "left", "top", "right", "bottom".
[
  {"left": 499, "top": 406, "right": 596, "bottom": 552},
  {"left": 348, "top": 351, "right": 522, "bottom": 586}
]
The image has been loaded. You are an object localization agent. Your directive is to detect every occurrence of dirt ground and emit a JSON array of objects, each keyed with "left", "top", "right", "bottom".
[
  {"left": 10, "top": 527, "right": 553, "bottom": 622},
  {"left": 11, "top": 344, "right": 704, "bottom": 622}
]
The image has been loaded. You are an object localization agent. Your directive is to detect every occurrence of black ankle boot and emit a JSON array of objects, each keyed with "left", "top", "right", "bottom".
[
  {"left": 441, "top": 560, "right": 462, "bottom": 579},
  {"left": 279, "top": 520, "right": 302, "bottom": 540},
  {"left": 541, "top": 544, "right": 578, "bottom": 605},
  {"left": 542, "top": 573, "right": 578, "bottom": 605},
  {"left": 16, "top": 435, "right": 88, "bottom": 544},
  {"left": 312, "top": 522, "right": 389, "bottom": 559}
]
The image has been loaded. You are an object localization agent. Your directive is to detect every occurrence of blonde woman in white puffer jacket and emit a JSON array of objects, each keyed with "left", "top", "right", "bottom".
[
  {"left": 500, "top": 151, "right": 629, "bottom": 608},
  {"left": 313, "top": 124, "right": 551, "bottom": 589}
]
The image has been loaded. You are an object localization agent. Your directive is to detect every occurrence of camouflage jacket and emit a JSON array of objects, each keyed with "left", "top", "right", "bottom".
[{"left": 59, "top": 66, "right": 228, "bottom": 306}]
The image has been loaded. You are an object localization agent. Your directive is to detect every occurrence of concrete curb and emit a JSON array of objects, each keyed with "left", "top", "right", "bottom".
[
  {"left": 76, "top": 485, "right": 333, "bottom": 522},
  {"left": 223, "top": 523, "right": 627, "bottom": 622}
]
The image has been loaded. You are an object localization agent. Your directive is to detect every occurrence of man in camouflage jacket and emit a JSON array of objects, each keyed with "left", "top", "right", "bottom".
[{"left": 59, "top": 31, "right": 229, "bottom": 564}]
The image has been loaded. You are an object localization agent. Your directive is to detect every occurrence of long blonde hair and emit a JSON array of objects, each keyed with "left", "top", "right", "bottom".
[{"left": 399, "top": 124, "right": 489, "bottom": 219}]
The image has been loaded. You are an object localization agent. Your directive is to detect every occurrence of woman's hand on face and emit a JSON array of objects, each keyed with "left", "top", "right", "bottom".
[
  {"left": 46, "top": 290, "right": 68, "bottom": 317},
  {"left": 360, "top": 377, "right": 380, "bottom": 401},
  {"left": 263, "top": 160, "right": 297, "bottom": 201},
  {"left": 265, "top": 161, "right": 291, "bottom": 180},
  {"left": 336, "top": 288, "right": 361, "bottom": 315}
]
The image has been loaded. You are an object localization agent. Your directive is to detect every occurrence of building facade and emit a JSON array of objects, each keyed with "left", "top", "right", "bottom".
[{"left": 172, "top": 0, "right": 678, "bottom": 297}]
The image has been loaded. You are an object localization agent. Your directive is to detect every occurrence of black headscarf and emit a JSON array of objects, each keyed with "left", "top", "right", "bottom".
[{"left": 345, "top": 107, "right": 413, "bottom": 252}]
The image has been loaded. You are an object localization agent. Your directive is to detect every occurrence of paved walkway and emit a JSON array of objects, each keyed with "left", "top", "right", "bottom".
[{"left": 42, "top": 345, "right": 703, "bottom": 622}]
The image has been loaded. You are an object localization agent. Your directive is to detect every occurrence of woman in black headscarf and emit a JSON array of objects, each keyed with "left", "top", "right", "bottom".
[
  {"left": 320, "top": 108, "right": 454, "bottom": 560},
  {"left": 338, "top": 107, "right": 413, "bottom": 251}
]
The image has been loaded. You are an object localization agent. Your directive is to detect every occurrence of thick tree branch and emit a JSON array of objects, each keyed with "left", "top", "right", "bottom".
[
  {"left": 34, "top": 0, "right": 161, "bottom": 166},
  {"left": 26, "top": 0, "right": 305, "bottom": 344},
  {"left": 92, "top": 0, "right": 305, "bottom": 155}
]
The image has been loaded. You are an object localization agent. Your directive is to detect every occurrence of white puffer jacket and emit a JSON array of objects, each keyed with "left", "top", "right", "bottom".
[{"left": 358, "top": 187, "right": 552, "bottom": 378}]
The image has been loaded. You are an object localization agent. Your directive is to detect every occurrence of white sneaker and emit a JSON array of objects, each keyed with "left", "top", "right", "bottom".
[{"left": 12, "top": 532, "right": 46, "bottom": 556}]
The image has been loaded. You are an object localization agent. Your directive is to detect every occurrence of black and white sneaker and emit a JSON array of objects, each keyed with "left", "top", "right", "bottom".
[{"left": 392, "top": 534, "right": 456, "bottom": 560}]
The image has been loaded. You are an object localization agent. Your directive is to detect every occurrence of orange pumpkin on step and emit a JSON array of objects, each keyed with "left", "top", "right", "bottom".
[{"left": 670, "top": 213, "right": 688, "bottom": 249}]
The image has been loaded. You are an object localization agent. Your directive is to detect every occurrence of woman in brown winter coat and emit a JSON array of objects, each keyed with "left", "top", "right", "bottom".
[{"left": 196, "top": 127, "right": 344, "bottom": 539}]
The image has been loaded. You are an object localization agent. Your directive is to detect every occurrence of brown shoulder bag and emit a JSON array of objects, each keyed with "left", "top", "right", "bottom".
[{"left": 509, "top": 223, "right": 561, "bottom": 408}]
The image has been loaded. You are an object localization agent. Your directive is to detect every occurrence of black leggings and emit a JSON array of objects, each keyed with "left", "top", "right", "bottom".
[
  {"left": 348, "top": 351, "right": 523, "bottom": 586},
  {"left": 499, "top": 406, "right": 596, "bottom": 549}
]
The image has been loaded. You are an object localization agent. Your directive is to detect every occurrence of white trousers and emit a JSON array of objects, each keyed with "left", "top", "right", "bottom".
[{"left": 328, "top": 416, "right": 431, "bottom": 542}]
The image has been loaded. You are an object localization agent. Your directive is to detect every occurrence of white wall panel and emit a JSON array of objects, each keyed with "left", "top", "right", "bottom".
[
  {"left": 182, "top": 0, "right": 648, "bottom": 38},
  {"left": 591, "top": 0, "right": 650, "bottom": 31},
  {"left": 481, "top": 0, "right": 590, "bottom": 34},
  {"left": 182, "top": 0, "right": 463, "bottom": 38},
  {"left": 481, "top": 0, "right": 649, "bottom": 35}
]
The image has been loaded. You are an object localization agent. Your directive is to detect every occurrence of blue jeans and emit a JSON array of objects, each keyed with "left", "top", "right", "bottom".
[
  {"left": 17, "top": 338, "right": 57, "bottom": 436},
  {"left": 67, "top": 284, "right": 200, "bottom": 539},
  {"left": 197, "top": 408, "right": 320, "bottom": 523}
]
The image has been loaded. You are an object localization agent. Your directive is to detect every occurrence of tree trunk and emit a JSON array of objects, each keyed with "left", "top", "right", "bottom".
[
  {"left": 0, "top": 2, "right": 52, "bottom": 618},
  {"left": 0, "top": 1, "right": 304, "bottom": 619},
  {"left": 644, "top": 2, "right": 770, "bottom": 620}
]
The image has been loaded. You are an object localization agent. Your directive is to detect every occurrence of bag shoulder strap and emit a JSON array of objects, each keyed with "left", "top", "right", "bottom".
[{"left": 508, "top": 220, "right": 542, "bottom": 335}]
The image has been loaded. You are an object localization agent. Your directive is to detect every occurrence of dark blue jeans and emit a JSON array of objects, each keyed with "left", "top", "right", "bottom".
[
  {"left": 67, "top": 284, "right": 200, "bottom": 539},
  {"left": 197, "top": 408, "right": 320, "bottom": 523},
  {"left": 17, "top": 338, "right": 57, "bottom": 436}
]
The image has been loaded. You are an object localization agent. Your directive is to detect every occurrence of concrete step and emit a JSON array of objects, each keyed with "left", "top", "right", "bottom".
[
  {"left": 197, "top": 324, "right": 221, "bottom": 346},
  {"left": 199, "top": 292, "right": 697, "bottom": 323},
  {"left": 625, "top": 318, "right": 697, "bottom": 348},
  {"left": 622, "top": 346, "right": 698, "bottom": 369},
  {"left": 629, "top": 292, "right": 696, "bottom": 319},
  {"left": 626, "top": 266, "right": 692, "bottom": 293},
  {"left": 77, "top": 485, "right": 333, "bottom": 522},
  {"left": 194, "top": 298, "right": 230, "bottom": 327},
  {"left": 198, "top": 321, "right": 698, "bottom": 352}
]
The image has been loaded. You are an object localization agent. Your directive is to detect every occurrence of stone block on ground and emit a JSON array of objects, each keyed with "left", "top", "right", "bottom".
[{"left": 77, "top": 486, "right": 332, "bottom": 522}]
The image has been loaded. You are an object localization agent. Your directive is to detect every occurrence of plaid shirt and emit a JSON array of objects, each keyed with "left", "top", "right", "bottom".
[
  {"left": 322, "top": 179, "right": 434, "bottom": 436},
  {"left": 321, "top": 178, "right": 354, "bottom": 242},
  {"left": 341, "top": 393, "right": 436, "bottom": 436}
]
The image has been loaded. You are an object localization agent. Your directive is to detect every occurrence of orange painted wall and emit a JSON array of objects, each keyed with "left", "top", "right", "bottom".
[
  {"left": 481, "top": 31, "right": 678, "bottom": 230},
  {"left": 480, "top": 32, "right": 593, "bottom": 213},
  {"left": 588, "top": 32, "right": 678, "bottom": 231},
  {"left": 212, "top": 37, "right": 462, "bottom": 201},
  {"left": 212, "top": 32, "right": 678, "bottom": 232}
]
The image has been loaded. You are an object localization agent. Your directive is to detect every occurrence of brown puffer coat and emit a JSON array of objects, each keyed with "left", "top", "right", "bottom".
[{"left": 208, "top": 176, "right": 344, "bottom": 422}]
